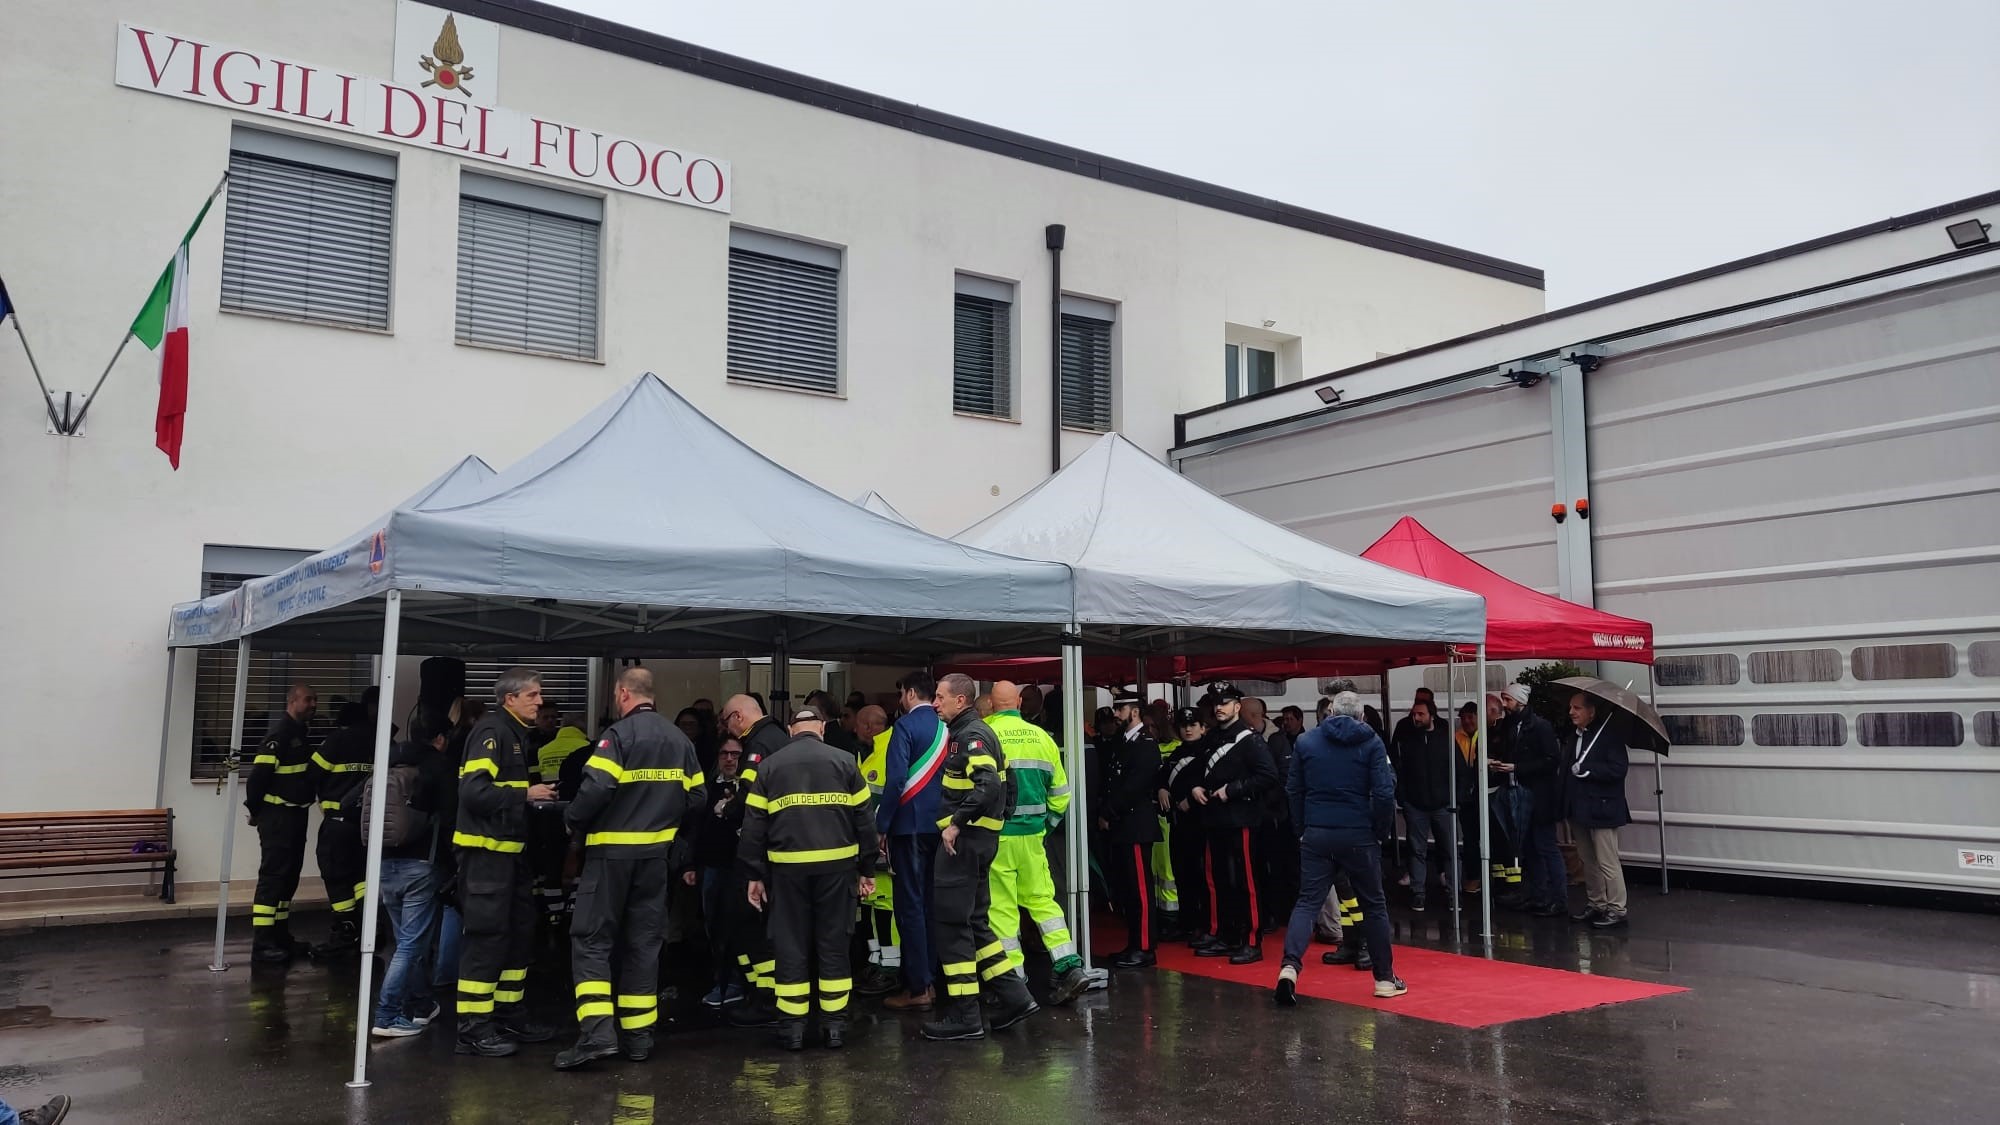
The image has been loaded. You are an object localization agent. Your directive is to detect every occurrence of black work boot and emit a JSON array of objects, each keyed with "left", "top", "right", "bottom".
[
  {"left": 821, "top": 1018, "right": 848, "bottom": 1050},
  {"left": 921, "top": 998, "right": 986, "bottom": 1041},
  {"left": 1323, "top": 942, "right": 1362, "bottom": 966},
  {"left": 311, "top": 918, "right": 360, "bottom": 960},
  {"left": 727, "top": 1001, "right": 780, "bottom": 1028},
  {"left": 456, "top": 1021, "right": 519, "bottom": 1058},
  {"left": 251, "top": 935, "right": 293, "bottom": 965},
  {"left": 775, "top": 1018, "right": 807, "bottom": 1051},
  {"left": 553, "top": 1037, "right": 620, "bottom": 1071},
  {"left": 499, "top": 1012, "right": 557, "bottom": 1044},
  {"left": 621, "top": 1031, "right": 654, "bottom": 1062},
  {"left": 988, "top": 972, "right": 1040, "bottom": 1031},
  {"left": 276, "top": 921, "right": 312, "bottom": 959}
]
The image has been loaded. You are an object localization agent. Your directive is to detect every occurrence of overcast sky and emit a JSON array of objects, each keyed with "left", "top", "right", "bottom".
[{"left": 569, "top": 0, "right": 2000, "bottom": 306}]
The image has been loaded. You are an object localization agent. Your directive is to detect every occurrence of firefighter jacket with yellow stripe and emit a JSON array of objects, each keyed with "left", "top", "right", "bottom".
[
  {"left": 986, "top": 711, "right": 1068, "bottom": 836},
  {"left": 738, "top": 732, "right": 879, "bottom": 880},
  {"left": 313, "top": 722, "right": 376, "bottom": 813},
  {"left": 246, "top": 713, "right": 316, "bottom": 812},
  {"left": 938, "top": 709, "right": 1008, "bottom": 833},
  {"left": 565, "top": 703, "right": 706, "bottom": 859},
  {"left": 456, "top": 709, "right": 536, "bottom": 853}
]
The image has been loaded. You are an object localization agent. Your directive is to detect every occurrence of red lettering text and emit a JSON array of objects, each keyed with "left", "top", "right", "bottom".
[
  {"left": 686, "top": 159, "right": 726, "bottom": 205},
  {"left": 333, "top": 73, "right": 355, "bottom": 127},
  {"left": 432, "top": 96, "right": 471, "bottom": 151},
  {"left": 566, "top": 128, "right": 602, "bottom": 178},
  {"left": 604, "top": 139, "right": 645, "bottom": 187},
  {"left": 648, "top": 149, "right": 685, "bottom": 198},
  {"left": 472, "top": 105, "right": 510, "bottom": 159},
  {"left": 184, "top": 40, "right": 209, "bottom": 96},
  {"left": 531, "top": 119, "right": 561, "bottom": 168},
  {"left": 212, "top": 50, "right": 264, "bottom": 106},
  {"left": 381, "top": 84, "right": 426, "bottom": 140},
  {"left": 130, "top": 28, "right": 188, "bottom": 90}
]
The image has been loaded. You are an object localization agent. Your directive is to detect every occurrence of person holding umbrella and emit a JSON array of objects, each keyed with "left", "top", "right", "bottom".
[{"left": 1562, "top": 686, "right": 1633, "bottom": 929}]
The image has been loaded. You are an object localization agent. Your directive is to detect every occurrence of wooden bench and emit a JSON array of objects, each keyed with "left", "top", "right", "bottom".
[{"left": 0, "top": 809, "right": 177, "bottom": 903}]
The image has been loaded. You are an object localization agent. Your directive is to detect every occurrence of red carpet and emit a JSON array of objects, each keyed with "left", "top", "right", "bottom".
[{"left": 1095, "top": 922, "right": 1686, "bottom": 1028}]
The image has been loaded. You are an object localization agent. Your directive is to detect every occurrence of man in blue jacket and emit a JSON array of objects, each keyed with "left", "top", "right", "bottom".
[
  {"left": 878, "top": 671, "right": 948, "bottom": 1011},
  {"left": 1275, "top": 692, "right": 1405, "bottom": 1004},
  {"left": 1565, "top": 691, "right": 1632, "bottom": 929}
]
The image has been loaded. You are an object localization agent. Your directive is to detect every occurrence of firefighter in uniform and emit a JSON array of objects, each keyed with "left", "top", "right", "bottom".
[
  {"left": 247, "top": 683, "right": 317, "bottom": 965},
  {"left": 310, "top": 688, "right": 381, "bottom": 959},
  {"left": 1195, "top": 682, "right": 1280, "bottom": 966},
  {"left": 1160, "top": 706, "right": 1214, "bottom": 948},
  {"left": 1105, "top": 693, "right": 1162, "bottom": 968},
  {"left": 923, "top": 674, "right": 1038, "bottom": 1041},
  {"left": 983, "top": 682, "right": 1090, "bottom": 1004},
  {"left": 555, "top": 668, "right": 705, "bottom": 1070},
  {"left": 717, "top": 694, "right": 794, "bottom": 1027},
  {"left": 455, "top": 668, "right": 559, "bottom": 1058},
  {"left": 739, "top": 704, "right": 879, "bottom": 1051}
]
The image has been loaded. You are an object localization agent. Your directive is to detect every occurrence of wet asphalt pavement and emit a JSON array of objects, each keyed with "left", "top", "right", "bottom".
[{"left": 0, "top": 885, "right": 1994, "bottom": 1124}]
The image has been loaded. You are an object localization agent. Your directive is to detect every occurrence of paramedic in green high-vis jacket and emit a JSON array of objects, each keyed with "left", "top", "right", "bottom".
[{"left": 983, "top": 681, "right": 1091, "bottom": 1006}]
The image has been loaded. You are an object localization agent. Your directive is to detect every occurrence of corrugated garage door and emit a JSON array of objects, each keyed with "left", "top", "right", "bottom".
[
  {"left": 1586, "top": 267, "right": 2000, "bottom": 893},
  {"left": 1179, "top": 378, "right": 1561, "bottom": 590}
]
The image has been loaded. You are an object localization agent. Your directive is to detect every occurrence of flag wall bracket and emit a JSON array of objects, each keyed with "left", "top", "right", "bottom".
[{"left": 45, "top": 391, "right": 85, "bottom": 437}]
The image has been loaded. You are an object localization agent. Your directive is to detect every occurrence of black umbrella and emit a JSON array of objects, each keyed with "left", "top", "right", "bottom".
[{"left": 1552, "top": 677, "right": 1670, "bottom": 755}]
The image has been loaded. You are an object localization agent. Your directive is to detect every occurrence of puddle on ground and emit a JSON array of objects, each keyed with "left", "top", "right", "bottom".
[{"left": 0, "top": 1006, "right": 105, "bottom": 1030}]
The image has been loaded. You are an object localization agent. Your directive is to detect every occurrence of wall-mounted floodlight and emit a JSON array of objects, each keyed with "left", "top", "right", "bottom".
[
  {"left": 1947, "top": 219, "right": 1991, "bottom": 249},
  {"left": 1315, "top": 385, "right": 1342, "bottom": 405}
]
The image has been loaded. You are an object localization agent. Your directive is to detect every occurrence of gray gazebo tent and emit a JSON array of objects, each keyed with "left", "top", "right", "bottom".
[
  {"left": 168, "top": 374, "right": 1076, "bottom": 1086},
  {"left": 955, "top": 433, "right": 1495, "bottom": 947}
]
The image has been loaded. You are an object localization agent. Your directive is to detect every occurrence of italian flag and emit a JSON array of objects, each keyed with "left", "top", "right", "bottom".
[{"left": 131, "top": 190, "right": 220, "bottom": 469}]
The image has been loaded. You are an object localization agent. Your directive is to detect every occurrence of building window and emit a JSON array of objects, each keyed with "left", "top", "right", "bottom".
[
  {"left": 1059, "top": 296, "right": 1115, "bottom": 432},
  {"left": 1850, "top": 643, "right": 1956, "bottom": 681},
  {"left": 1655, "top": 654, "right": 1740, "bottom": 687},
  {"left": 727, "top": 228, "right": 841, "bottom": 395},
  {"left": 1225, "top": 343, "right": 1277, "bottom": 401},
  {"left": 1855, "top": 712, "right": 1963, "bottom": 748},
  {"left": 222, "top": 128, "right": 394, "bottom": 330},
  {"left": 1747, "top": 649, "right": 1842, "bottom": 684},
  {"left": 1752, "top": 714, "right": 1847, "bottom": 747},
  {"left": 1663, "top": 715, "right": 1744, "bottom": 746},
  {"left": 952, "top": 274, "right": 1013, "bottom": 418},
  {"left": 1975, "top": 712, "right": 1999, "bottom": 748},
  {"left": 189, "top": 574, "right": 373, "bottom": 779},
  {"left": 1969, "top": 641, "right": 2000, "bottom": 677},
  {"left": 462, "top": 658, "right": 594, "bottom": 717},
  {"left": 455, "top": 173, "right": 602, "bottom": 359}
]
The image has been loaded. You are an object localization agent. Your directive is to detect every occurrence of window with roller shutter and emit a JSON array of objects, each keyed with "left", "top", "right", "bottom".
[
  {"left": 455, "top": 173, "right": 602, "bottom": 360},
  {"left": 952, "top": 274, "right": 1014, "bottom": 418},
  {"left": 221, "top": 128, "right": 394, "bottom": 331},
  {"left": 1059, "top": 296, "right": 1115, "bottom": 432},
  {"left": 727, "top": 229, "right": 841, "bottom": 395},
  {"left": 189, "top": 572, "right": 374, "bottom": 779}
]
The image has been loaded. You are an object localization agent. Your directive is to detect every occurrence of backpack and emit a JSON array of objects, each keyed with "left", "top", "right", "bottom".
[{"left": 360, "top": 762, "right": 432, "bottom": 849}]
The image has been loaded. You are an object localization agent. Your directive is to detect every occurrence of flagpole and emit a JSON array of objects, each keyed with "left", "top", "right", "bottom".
[
  {"left": 63, "top": 171, "right": 228, "bottom": 436},
  {"left": 7, "top": 316, "right": 67, "bottom": 435}
]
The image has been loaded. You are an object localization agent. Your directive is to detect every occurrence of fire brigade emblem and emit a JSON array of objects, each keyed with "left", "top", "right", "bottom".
[{"left": 419, "top": 14, "right": 476, "bottom": 96}]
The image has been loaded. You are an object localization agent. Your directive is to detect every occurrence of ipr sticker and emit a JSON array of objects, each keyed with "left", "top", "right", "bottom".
[{"left": 1957, "top": 848, "right": 1999, "bottom": 870}]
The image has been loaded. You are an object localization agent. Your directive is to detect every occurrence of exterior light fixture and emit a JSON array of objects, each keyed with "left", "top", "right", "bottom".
[
  {"left": 1551, "top": 503, "right": 1568, "bottom": 524},
  {"left": 1315, "top": 385, "right": 1341, "bottom": 405},
  {"left": 1947, "top": 219, "right": 1991, "bottom": 249},
  {"left": 1575, "top": 498, "right": 1590, "bottom": 520}
]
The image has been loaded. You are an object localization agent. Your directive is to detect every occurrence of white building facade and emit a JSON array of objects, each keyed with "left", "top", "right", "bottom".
[{"left": 0, "top": 0, "right": 1543, "bottom": 890}]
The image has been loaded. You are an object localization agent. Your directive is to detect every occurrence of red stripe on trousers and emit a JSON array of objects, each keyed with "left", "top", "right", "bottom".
[
  {"left": 1131, "top": 844, "right": 1151, "bottom": 951},
  {"left": 1203, "top": 845, "right": 1219, "bottom": 933},
  {"left": 1240, "top": 828, "right": 1260, "bottom": 937}
]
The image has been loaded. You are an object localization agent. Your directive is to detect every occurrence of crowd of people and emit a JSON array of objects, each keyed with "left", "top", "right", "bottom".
[{"left": 237, "top": 663, "right": 1634, "bottom": 1064}]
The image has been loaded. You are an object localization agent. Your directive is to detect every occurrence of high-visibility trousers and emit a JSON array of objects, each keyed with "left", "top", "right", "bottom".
[
  {"left": 315, "top": 814, "right": 365, "bottom": 917},
  {"left": 1151, "top": 816, "right": 1179, "bottom": 913},
  {"left": 988, "top": 832, "right": 1078, "bottom": 973},
  {"left": 933, "top": 829, "right": 1012, "bottom": 1000},
  {"left": 456, "top": 848, "right": 536, "bottom": 1038},
  {"left": 251, "top": 806, "right": 307, "bottom": 946},
  {"left": 769, "top": 866, "right": 858, "bottom": 1023},
  {"left": 569, "top": 854, "right": 669, "bottom": 1048}
]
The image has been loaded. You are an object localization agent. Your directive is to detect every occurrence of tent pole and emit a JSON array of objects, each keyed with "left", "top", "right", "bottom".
[
  {"left": 209, "top": 637, "right": 250, "bottom": 973},
  {"left": 770, "top": 632, "right": 790, "bottom": 717},
  {"left": 1476, "top": 643, "right": 1492, "bottom": 946},
  {"left": 585, "top": 658, "right": 604, "bottom": 738},
  {"left": 154, "top": 648, "right": 179, "bottom": 810},
  {"left": 349, "top": 590, "right": 404, "bottom": 1089},
  {"left": 1063, "top": 626, "right": 1091, "bottom": 970},
  {"left": 1651, "top": 670, "right": 1668, "bottom": 895},
  {"left": 1446, "top": 650, "right": 1461, "bottom": 943},
  {"left": 1380, "top": 661, "right": 1398, "bottom": 877}
]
